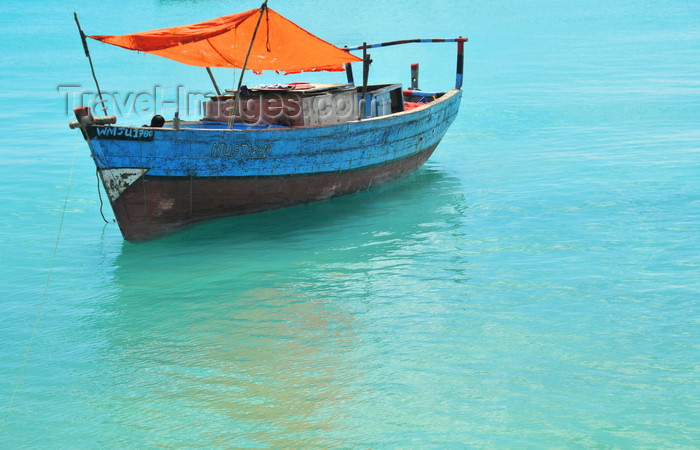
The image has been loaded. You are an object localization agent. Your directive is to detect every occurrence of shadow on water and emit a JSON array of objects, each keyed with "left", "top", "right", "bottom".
[{"left": 87, "top": 165, "right": 470, "bottom": 446}]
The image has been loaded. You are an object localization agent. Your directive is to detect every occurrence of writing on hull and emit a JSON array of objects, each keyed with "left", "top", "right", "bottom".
[
  {"left": 89, "top": 126, "right": 155, "bottom": 141},
  {"left": 211, "top": 142, "right": 271, "bottom": 159}
]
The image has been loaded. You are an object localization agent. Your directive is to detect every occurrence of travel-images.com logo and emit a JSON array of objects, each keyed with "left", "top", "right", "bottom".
[{"left": 58, "top": 85, "right": 367, "bottom": 125}]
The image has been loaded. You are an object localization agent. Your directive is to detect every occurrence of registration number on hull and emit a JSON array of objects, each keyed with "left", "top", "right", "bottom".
[{"left": 89, "top": 127, "right": 155, "bottom": 141}]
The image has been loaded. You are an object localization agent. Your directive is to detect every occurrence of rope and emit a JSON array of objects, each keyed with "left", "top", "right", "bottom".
[
  {"left": 0, "top": 136, "right": 80, "bottom": 434},
  {"left": 96, "top": 169, "right": 109, "bottom": 223}
]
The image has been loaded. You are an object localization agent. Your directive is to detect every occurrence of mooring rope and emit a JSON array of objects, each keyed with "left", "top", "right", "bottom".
[
  {"left": 0, "top": 136, "right": 80, "bottom": 434},
  {"left": 96, "top": 169, "right": 109, "bottom": 223}
]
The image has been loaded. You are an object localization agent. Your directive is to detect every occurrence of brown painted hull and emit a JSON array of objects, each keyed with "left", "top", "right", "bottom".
[{"left": 112, "top": 143, "right": 438, "bottom": 241}]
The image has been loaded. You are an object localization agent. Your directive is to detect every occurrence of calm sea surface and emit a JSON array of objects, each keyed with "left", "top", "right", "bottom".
[{"left": 1, "top": 0, "right": 698, "bottom": 446}]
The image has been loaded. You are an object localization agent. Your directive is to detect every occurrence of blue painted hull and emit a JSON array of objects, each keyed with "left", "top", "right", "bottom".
[{"left": 85, "top": 89, "right": 462, "bottom": 240}]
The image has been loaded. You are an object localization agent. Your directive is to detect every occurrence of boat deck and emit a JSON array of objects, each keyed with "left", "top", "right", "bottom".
[{"left": 156, "top": 85, "right": 446, "bottom": 131}]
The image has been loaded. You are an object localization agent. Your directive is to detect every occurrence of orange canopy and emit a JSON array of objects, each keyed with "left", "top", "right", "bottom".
[{"left": 89, "top": 7, "right": 361, "bottom": 73}]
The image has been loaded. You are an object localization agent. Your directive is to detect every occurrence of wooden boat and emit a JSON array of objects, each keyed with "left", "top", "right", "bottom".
[{"left": 70, "top": 2, "right": 467, "bottom": 241}]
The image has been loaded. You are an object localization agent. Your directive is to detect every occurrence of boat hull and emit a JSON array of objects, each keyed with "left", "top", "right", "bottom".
[
  {"left": 111, "top": 144, "right": 438, "bottom": 240},
  {"left": 86, "top": 89, "right": 462, "bottom": 240}
]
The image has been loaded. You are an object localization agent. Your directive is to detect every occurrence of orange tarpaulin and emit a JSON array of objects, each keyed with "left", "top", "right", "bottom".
[{"left": 89, "top": 8, "right": 361, "bottom": 73}]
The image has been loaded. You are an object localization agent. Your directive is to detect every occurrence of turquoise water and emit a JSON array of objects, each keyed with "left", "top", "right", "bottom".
[{"left": 2, "top": 0, "right": 699, "bottom": 446}]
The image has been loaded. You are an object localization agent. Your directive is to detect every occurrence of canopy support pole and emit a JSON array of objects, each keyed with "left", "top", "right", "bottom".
[
  {"left": 343, "top": 46, "right": 355, "bottom": 86},
  {"left": 359, "top": 43, "right": 371, "bottom": 120},
  {"left": 228, "top": 0, "right": 268, "bottom": 129},
  {"left": 74, "top": 12, "right": 107, "bottom": 115},
  {"left": 344, "top": 63, "right": 354, "bottom": 85},
  {"left": 206, "top": 67, "right": 222, "bottom": 96}
]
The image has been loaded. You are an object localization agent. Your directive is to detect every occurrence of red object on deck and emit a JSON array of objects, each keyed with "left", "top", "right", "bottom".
[{"left": 404, "top": 102, "right": 424, "bottom": 110}]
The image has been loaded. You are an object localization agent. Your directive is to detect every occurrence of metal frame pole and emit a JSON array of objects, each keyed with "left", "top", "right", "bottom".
[
  {"left": 455, "top": 37, "right": 466, "bottom": 89},
  {"left": 228, "top": 0, "right": 269, "bottom": 129},
  {"left": 206, "top": 67, "right": 222, "bottom": 95},
  {"left": 74, "top": 12, "right": 107, "bottom": 115}
]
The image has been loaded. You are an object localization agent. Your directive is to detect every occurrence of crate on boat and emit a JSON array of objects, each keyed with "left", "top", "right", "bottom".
[{"left": 203, "top": 84, "right": 359, "bottom": 126}]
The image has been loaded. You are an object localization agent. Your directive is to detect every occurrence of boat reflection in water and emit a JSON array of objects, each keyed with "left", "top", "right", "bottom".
[{"left": 97, "top": 167, "right": 467, "bottom": 445}]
